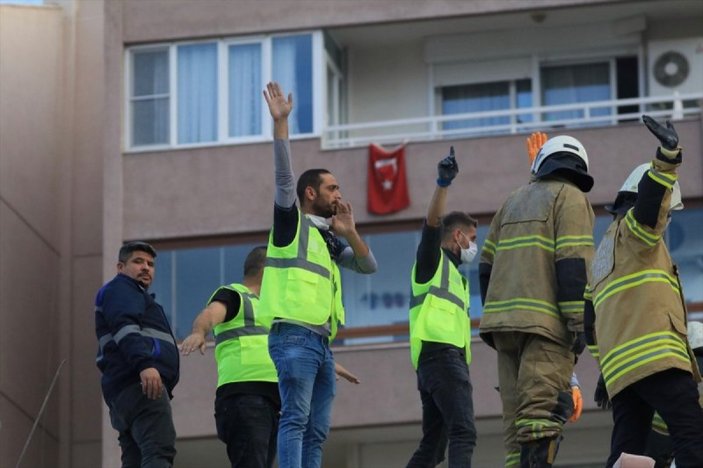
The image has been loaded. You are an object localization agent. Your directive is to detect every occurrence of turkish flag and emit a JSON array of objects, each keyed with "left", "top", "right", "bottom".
[{"left": 367, "top": 143, "right": 410, "bottom": 215}]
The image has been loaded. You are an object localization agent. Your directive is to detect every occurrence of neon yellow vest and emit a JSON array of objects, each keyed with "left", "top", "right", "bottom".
[
  {"left": 259, "top": 212, "right": 345, "bottom": 340},
  {"left": 212, "top": 284, "right": 277, "bottom": 387},
  {"left": 409, "top": 251, "right": 471, "bottom": 369}
]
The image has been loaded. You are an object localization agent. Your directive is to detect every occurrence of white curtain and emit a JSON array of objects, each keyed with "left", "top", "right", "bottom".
[
  {"left": 229, "top": 44, "right": 261, "bottom": 137},
  {"left": 272, "top": 35, "right": 313, "bottom": 134},
  {"left": 178, "top": 43, "right": 218, "bottom": 143},
  {"left": 542, "top": 62, "right": 611, "bottom": 122}
]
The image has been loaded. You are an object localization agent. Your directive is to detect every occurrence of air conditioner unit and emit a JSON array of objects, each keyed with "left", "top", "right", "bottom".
[{"left": 647, "top": 37, "right": 703, "bottom": 97}]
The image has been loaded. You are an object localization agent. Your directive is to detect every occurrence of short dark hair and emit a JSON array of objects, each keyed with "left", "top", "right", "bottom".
[
  {"left": 243, "top": 245, "right": 267, "bottom": 278},
  {"left": 296, "top": 168, "right": 331, "bottom": 203},
  {"left": 119, "top": 241, "right": 157, "bottom": 263},
  {"left": 441, "top": 211, "right": 478, "bottom": 239}
]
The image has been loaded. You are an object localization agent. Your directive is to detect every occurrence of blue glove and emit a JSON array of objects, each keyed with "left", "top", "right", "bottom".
[{"left": 437, "top": 146, "right": 458, "bottom": 187}]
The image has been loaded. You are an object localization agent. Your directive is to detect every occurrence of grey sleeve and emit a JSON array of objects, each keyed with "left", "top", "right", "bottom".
[
  {"left": 274, "top": 139, "right": 296, "bottom": 208},
  {"left": 337, "top": 246, "right": 378, "bottom": 274}
]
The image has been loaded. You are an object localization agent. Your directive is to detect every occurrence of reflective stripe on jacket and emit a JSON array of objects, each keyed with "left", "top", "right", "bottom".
[
  {"left": 409, "top": 251, "right": 471, "bottom": 369},
  {"left": 259, "top": 211, "right": 345, "bottom": 339},
  {"left": 591, "top": 157, "right": 701, "bottom": 398},
  {"left": 212, "top": 283, "right": 277, "bottom": 387},
  {"left": 479, "top": 179, "right": 594, "bottom": 347}
]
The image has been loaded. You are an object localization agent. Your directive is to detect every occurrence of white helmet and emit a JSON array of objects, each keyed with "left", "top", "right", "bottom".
[
  {"left": 531, "top": 135, "right": 589, "bottom": 174},
  {"left": 688, "top": 321, "right": 703, "bottom": 350},
  {"left": 619, "top": 163, "right": 683, "bottom": 211}
]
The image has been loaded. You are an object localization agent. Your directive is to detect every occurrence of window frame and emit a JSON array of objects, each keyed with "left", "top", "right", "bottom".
[{"left": 124, "top": 30, "right": 323, "bottom": 153}]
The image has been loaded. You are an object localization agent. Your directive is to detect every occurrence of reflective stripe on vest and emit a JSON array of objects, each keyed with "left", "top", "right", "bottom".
[
  {"left": 213, "top": 284, "right": 277, "bottom": 385},
  {"left": 409, "top": 259, "right": 465, "bottom": 310},
  {"left": 265, "top": 218, "right": 331, "bottom": 280}
]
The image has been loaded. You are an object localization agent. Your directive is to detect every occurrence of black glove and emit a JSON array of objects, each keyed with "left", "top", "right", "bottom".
[
  {"left": 594, "top": 374, "right": 611, "bottom": 410},
  {"left": 571, "top": 331, "right": 586, "bottom": 355},
  {"left": 642, "top": 115, "right": 678, "bottom": 150},
  {"left": 437, "top": 146, "right": 458, "bottom": 187}
]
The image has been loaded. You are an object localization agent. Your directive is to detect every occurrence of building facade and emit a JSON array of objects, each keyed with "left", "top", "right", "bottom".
[{"left": 1, "top": 0, "right": 702, "bottom": 467}]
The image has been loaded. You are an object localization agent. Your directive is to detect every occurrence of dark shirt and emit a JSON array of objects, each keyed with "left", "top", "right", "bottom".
[{"left": 209, "top": 287, "right": 280, "bottom": 408}]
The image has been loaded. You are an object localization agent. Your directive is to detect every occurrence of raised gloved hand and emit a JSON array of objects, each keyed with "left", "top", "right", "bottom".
[
  {"left": 437, "top": 146, "right": 458, "bottom": 187},
  {"left": 569, "top": 385, "right": 583, "bottom": 422},
  {"left": 571, "top": 331, "right": 586, "bottom": 355},
  {"left": 526, "top": 131, "right": 548, "bottom": 166},
  {"left": 594, "top": 374, "right": 611, "bottom": 410},
  {"left": 642, "top": 115, "right": 679, "bottom": 151}
]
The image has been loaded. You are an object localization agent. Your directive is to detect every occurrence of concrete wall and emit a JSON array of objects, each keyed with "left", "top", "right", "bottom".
[
  {"left": 122, "top": 119, "right": 703, "bottom": 241},
  {"left": 0, "top": 2, "right": 107, "bottom": 467},
  {"left": 0, "top": 4, "right": 65, "bottom": 467}
]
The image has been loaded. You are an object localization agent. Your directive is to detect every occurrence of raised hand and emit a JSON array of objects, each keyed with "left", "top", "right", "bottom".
[
  {"left": 642, "top": 115, "right": 678, "bottom": 150},
  {"left": 437, "top": 146, "right": 458, "bottom": 187},
  {"left": 263, "top": 82, "right": 293, "bottom": 121},
  {"left": 526, "top": 131, "right": 548, "bottom": 165}
]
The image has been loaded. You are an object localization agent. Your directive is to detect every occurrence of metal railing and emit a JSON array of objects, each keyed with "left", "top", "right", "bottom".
[{"left": 322, "top": 92, "right": 703, "bottom": 149}]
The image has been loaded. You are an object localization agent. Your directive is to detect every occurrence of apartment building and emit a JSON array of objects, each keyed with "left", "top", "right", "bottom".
[{"left": 1, "top": 0, "right": 702, "bottom": 466}]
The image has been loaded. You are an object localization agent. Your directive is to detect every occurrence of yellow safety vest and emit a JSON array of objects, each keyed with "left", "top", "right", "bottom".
[
  {"left": 259, "top": 212, "right": 345, "bottom": 340},
  {"left": 212, "top": 284, "right": 277, "bottom": 387},
  {"left": 409, "top": 251, "right": 471, "bottom": 369}
]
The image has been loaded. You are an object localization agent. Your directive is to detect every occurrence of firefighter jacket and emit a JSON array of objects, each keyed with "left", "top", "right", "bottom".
[
  {"left": 479, "top": 178, "right": 594, "bottom": 348},
  {"left": 585, "top": 152, "right": 701, "bottom": 398}
]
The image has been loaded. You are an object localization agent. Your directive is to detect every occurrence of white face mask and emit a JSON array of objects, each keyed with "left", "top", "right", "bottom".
[
  {"left": 460, "top": 241, "right": 478, "bottom": 264},
  {"left": 306, "top": 214, "right": 331, "bottom": 231}
]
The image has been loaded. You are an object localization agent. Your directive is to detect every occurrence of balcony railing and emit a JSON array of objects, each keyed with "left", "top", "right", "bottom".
[{"left": 322, "top": 92, "right": 703, "bottom": 149}]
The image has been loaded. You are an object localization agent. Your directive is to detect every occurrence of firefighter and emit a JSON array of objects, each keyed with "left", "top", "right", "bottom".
[
  {"left": 584, "top": 115, "right": 703, "bottom": 468},
  {"left": 479, "top": 133, "right": 595, "bottom": 467}
]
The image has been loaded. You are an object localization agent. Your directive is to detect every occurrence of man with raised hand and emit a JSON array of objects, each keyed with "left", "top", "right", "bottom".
[{"left": 259, "top": 82, "right": 377, "bottom": 468}]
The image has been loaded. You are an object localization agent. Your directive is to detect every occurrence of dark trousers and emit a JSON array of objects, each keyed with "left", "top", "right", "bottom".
[
  {"left": 215, "top": 393, "right": 279, "bottom": 468},
  {"left": 407, "top": 347, "right": 477, "bottom": 468},
  {"left": 108, "top": 383, "right": 176, "bottom": 468},
  {"left": 607, "top": 369, "right": 703, "bottom": 468}
]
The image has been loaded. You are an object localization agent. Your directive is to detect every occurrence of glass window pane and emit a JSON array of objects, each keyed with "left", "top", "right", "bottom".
[
  {"left": 229, "top": 43, "right": 262, "bottom": 137},
  {"left": 441, "top": 81, "right": 510, "bottom": 131},
  {"left": 668, "top": 208, "right": 703, "bottom": 316},
  {"left": 273, "top": 34, "right": 313, "bottom": 134},
  {"left": 178, "top": 43, "right": 218, "bottom": 144},
  {"left": 133, "top": 49, "right": 169, "bottom": 97},
  {"left": 150, "top": 251, "right": 174, "bottom": 326},
  {"left": 223, "top": 243, "right": 263, "bottom": 285},
  {"left": 516, "top": 78, "right": 533, "bottom": 124},
  {"left": 132, "top": 97, "right": 169, "bottom": 146},
  {"left": 541, "top": 62, "right": 611, "bottom": 122},
  {"left": 174, "top": 247, "right": 222, "bottom": 339}
]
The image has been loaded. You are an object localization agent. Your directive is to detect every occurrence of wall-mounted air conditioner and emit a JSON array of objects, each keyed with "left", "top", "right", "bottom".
[{"left": 647, "top": 37, "right": 703, "bottom": 97}]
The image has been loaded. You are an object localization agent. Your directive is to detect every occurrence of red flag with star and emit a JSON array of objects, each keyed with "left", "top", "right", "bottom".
[{"left": 367, "top": 143, "right": 410, "bottom": 215}]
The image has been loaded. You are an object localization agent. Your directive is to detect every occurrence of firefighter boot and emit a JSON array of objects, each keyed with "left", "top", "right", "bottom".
[{"left": 520, "top": 436, "right": 561, "bottom": 468}]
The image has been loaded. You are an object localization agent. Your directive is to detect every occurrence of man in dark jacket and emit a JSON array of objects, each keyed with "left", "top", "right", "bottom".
[{"left": 95, "top": 241, "right": 180, "bottom": 468}]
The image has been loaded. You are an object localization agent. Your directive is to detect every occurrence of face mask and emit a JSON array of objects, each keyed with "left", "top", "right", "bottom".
[
  {"left": 460, "top": 241, "right": 478, "bottom": 264},
  {"left": 306, "top": 214, "right": 331, "bottom": 231}
]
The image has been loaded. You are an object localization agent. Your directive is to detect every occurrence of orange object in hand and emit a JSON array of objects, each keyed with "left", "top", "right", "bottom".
[
  {"left": 569, "top": 385, "right": 583, "bottom": 422},
  {"left": 525, "top": 132, "right": 548, "bottom": 165}
]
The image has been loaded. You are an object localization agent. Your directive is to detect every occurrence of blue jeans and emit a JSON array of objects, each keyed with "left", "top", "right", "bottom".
[
  {"left": 214, "top": 393, "right": 279, "bottom": 468},
  {"left": 268, "top": 323, "right": 336, "bottom": 468},
  {"left": 407, "top": 346, "right": 477, "bottom": 468},
  {"left": 108, "top": 383, "right": 176, "bottom": 468}
]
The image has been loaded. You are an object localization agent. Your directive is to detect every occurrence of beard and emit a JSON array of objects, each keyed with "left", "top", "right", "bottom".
[{"left": 312, "top": 197, "right": 337, "bottom": 218}]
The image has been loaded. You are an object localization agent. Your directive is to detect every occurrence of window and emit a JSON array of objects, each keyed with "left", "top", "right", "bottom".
[
  {"left": 441, "top": 79, "right": 532, "bottom": 133},
  {"left": 541, "top": 62, "right": 612, "bottom": 123},
  {"left": 127, "top": 32, "right": 318, "bottom": 150}
]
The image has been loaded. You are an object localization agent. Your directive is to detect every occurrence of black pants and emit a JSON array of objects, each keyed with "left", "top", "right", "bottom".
[
  {"left": 108, "top": 383, "right": 176, "bottom": 468},
  {"left": 607, "top": 369, "right": 703, "bottom": 468},
  {"left": 215, "top": 393, "right": 279, "bottom": 468},
  {"left": 407, "top": 347, "right": 477, "bottom": 468}
]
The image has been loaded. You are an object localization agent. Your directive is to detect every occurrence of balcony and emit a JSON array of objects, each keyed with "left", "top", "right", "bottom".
[{"left": 322, "top": 93, "right": 703, "bottom": 149}]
